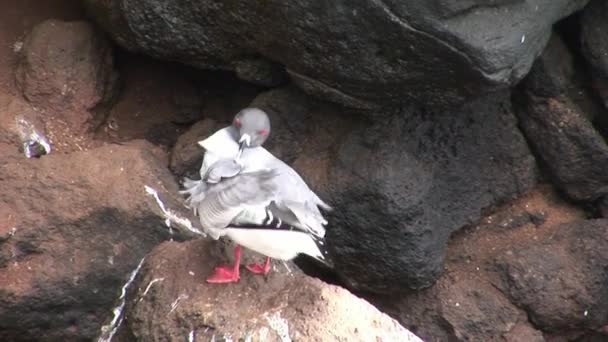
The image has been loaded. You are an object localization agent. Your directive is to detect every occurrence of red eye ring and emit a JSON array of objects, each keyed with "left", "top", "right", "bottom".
[
  {"left": 234, "top": 118, "right": 241, "bottom": 127},
  {"left": 259, "top": 129, "right": 268, "bottom": 136}
]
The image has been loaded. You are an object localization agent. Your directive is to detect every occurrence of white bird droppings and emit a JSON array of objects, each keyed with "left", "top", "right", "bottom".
[
  {"left": 97, "top": 257, "right": 146, "bottom": 342},
  {"left": 144, "top": 185, "right": 206, "bottom": 237}
]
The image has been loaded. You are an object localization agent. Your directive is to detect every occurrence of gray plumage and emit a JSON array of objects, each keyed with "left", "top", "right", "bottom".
[
  {"left": 180, "top": 108, "right": 331, "bottom": 261},
  {"left": 203, "top": 158, "right": 243, "bottom": 184}
]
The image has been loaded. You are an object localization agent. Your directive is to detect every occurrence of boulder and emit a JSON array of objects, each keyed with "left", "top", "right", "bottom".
[
  {"left": 375, "top": 276, "right": 543, "bottom": 342},
  {"left": 495, "top": 219, "right": 608, "bottom": 332},
  {"left": 581, "top": 0, "right": 608, "bottom": 80},
  {"left": 170, "top": 119, "right": 223, "bottom": 179},
  {"left": 371, "top": 186, "right": 583, "bottom": 341},
  {"left": 15, "top": 19, "right": 118, "bottom": 133},
  {"left": 112, "top": 238, "right": 423, "bottom": 342},
  {"left": 0, "top": 141, "right": 183, "bottom": 341},
  {"left": 82, "top": 0, "right": 587, "bottom": 109},
  {"left": 326, "top": 90, "right": 538, "bottom": 291},
  {"left": 516, "top": 35, "right": 608, "bottom": 203}
]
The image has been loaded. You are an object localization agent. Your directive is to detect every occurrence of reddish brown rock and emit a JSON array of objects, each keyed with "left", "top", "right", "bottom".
[
  {"left": 372, "top": 187, "right": 583, "bottom": 341},
  {"left": 0, "top": 140, "right": 184, "bottom": 341},
  {"left": 15, "top": 19, "right": 118, "bottom": 133},
  {"left": 112, "top": 238, "right": 422, "bottom": 342},
  {"left": 170, "top": 119, "right": 223, "bottom": 179},
  {"left": 495, "top": 219, "right": 608, "bottom": 332}
]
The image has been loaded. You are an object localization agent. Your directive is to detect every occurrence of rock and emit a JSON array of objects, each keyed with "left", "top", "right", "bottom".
[
  {"left": 372, "top": 187, "right": 582, "bottom": 341},
  {"left": 437, "top": 277, "right": 539, "bottom": 342},
  {"left": 523, "top": 34, "right": 574, "bottom": 98},
  {"left": 515, "top": 32, "right": 608, "bottom": 203},
  {"left": 326, "top": 90, "right": 538, "bottom": 292},
  {"left": 233, "top": 58, "right": 287, "bottom": 87},
  {"left": 495, "top": 219, "right": 608, "bottom": 332},
  {"left": 15, "top": 19, "right": 118, "bottom": 133},
  {"left": 600, "top": 197, "right": 608, "bottom": 218},
  {"left": 170, "top": 119, "right": 224, "bottom": 179},
  {"left": 503, "top": 323, "right": 546, "bottom": 342},
  {"left": 83, "top": 0, "right": 587, "bottom": 109},
  {"left": 115, "top": 238, "right": 423, "bottom": 342},
  {"left": 581, "top": 0, "right": 608, "bottom": 80},
  {"left": 515, "top": 94, "right": 608, "bottom": 203},
  {"left": 249, "top": 86, "right": 355, "bottom": 166},
  {"left": 373, "top": 276, "right": 544, "bottom": 342},
  {"left": 0, "top": 141, "right": 185, "bottom": 341}
]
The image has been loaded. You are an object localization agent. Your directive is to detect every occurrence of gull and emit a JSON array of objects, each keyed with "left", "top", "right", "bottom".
[{"left": 180, "top": 108, "right": 331, "bottom": 283}]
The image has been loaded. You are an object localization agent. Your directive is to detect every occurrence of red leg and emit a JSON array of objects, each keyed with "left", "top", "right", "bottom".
[
  {"left": 206, "top": 245, "right": 241, "bottom": 283},
  {"left": 246, "top": 257, "right": 272, "bottom": 275}
]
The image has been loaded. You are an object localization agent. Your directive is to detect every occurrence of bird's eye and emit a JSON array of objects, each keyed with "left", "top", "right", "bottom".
[
  {"left": 258, "top": 129, "right": 268, "bottom": 136},
  {"left": 234, "top": 118, "right": 241, "bottom": 127}
]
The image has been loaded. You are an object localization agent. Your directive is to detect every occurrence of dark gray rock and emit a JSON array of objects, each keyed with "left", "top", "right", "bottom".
[
  {"left": 326, "top": 91, "right": 538, "bottom": 292},
  {"left": 83, "top": 0, "right": 587, "bottom": 110},
  {"left": 600, "top": 197, "right": 608, "bottom": 218},
  {"left": 170, "top": 119, "right": 223, "bottom": 179},
  {"left": 581, "top": 0, "right": 608, "bottom": 80},
  {"left": 495, "top": 219, "right": 608, "bottom": 332},
  {"left": 515, "top": 94, "right": 608, "bottom": 202},
  {"left": 233, "top": 58, "right": 287, "bottom": 87},
  {"left": 516, "top": 32, "right": 608, "bottom": 203},
  {"left": 438, "top": 278, "right": 535, "bottom": 342},
  {"left": 523, "top": 35, "right": 574, "bottom": 98}
]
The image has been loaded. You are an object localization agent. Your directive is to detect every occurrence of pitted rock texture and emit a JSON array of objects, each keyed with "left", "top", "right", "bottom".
[
  {"left": 326, "top": 90, "right": 538, "bottom": 291},
  {"left": 495, "top": 219, "right": 608, "bottom": 332},
  {"left": 371, "top": 187, "right": 591, "bottom": 341},
  {"left": 83, "top": 0, "right": 587, "bottom": 109},
  {"left": 517, "top": 34, "right": 608, "bottom": 203}
]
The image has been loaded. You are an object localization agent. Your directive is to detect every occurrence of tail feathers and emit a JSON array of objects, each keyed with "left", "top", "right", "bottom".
[
  {"left": 315, "top": 196, "right": 333, "bottom": 211},
  {"left": 309, "top": 234, "right": 329, "bottom": 263},
  {"left": 179, "top": 178, "right": 208, "bottom": 215}
]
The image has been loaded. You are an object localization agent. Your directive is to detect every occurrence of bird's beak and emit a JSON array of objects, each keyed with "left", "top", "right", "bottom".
[{"left": 237, "top": 134, "right": 250, "bottom": 159}]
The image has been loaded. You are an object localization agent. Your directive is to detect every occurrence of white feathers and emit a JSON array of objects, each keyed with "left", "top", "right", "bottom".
[
  {"left": 225, "top": 228, "right": 324, "bottom": 261},
  {"left": 181, "top": 122, "right": 330, "bottom": 261}
]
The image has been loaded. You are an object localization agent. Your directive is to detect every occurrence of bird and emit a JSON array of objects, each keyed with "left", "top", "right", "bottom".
[{"left": 180, "top": 108, "right": 331, "bottom": 283}]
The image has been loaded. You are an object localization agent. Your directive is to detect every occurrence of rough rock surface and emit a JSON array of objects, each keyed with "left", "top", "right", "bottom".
[
  {"left": 83, "top": 0, "right": 587, "bottom": 109},
  {"left": 516, "top": 35, "right": 608, "bottom": 203},
  {"left": 15, "top": 19, "right": 117, "bottom": 133},
  {"left": 372, "top": 187, "right": 587, "bottom": 341},
  {"left": 581, "top": 0, "right": 608, "bottom": 80},
  {"left": 170, "top": 119, "right": 223, "bottom": 179},
  {"left": 326, "top": 91, "right": 538, "bottom": 291},
  {"left": 495, "top": 219, "right": 608, "bottom": 332},
  {"left": 0, "top": 140, "right": 182, "bottom": 341},
  {"left": 114, "top": 238, "right": 423, "bottom": 342}
]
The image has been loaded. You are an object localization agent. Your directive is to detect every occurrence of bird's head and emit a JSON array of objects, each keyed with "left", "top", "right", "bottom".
[{"left": 232, "top": 108, "right": 271, "bottom": 155}]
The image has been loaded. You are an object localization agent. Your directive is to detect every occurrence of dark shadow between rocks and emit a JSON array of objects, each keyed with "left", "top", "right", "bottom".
[{"left": 0, "top": 208, "right": 177, "bottom": 342}]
